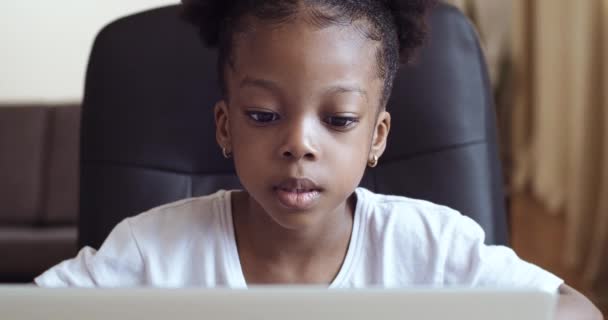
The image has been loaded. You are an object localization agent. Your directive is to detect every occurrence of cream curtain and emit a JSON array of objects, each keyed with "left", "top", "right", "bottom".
[
  {"left": 511, "top": 0, "right": 608, "bottom": 294},
  {"left": 445, "top": 0, "right": 512, "bottom": 90},
  {"left": 448, "top": 0, "right": 608, "bottom": 297}
]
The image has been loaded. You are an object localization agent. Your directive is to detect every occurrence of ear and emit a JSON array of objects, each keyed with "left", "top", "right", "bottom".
[
  {"left": 370, "top": 110, "right": 391, "bottom": 160},
  {"left": 214, "top": 100, "right": 231, "bottom": 152}
]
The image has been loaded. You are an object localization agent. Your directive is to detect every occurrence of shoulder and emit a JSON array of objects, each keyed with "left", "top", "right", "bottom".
[
  {"left": 355, "top": 188, "right": 483, "bottom": 242},
  {"left": 132, "top": 189, "right": 228, "bottom": 222},
  {"left": 125, "top": 190, "right": 232, "bottom": 243},
  {"left": 348, "top": 188, "right": 487, "bottom": 286}
]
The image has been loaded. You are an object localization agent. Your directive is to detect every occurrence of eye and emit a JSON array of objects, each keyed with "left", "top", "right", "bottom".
[
  {"left": 325, "top": 116, "right": 359, "bottom": 128},
  {"left": 246, "top": 111, "right": 280, "bottom": 123}
]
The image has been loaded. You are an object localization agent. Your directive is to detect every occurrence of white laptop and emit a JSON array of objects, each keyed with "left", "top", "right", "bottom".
[{"left": 1, "top": 286, "right": 557, "bottom": 320}]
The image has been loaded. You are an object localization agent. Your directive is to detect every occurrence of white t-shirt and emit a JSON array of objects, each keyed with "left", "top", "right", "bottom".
[{"left": 35, "top": 188, "right": 563, "bottom": 291}]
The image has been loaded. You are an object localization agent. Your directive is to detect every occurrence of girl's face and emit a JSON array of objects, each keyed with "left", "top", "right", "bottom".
[{"left": 215, "top": 15, "right": 391, "bottom": 230}]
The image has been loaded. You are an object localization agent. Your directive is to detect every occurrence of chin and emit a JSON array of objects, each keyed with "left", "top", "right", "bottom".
[{"left": 264, "top": 205, "right": 324, "bottom": 231}]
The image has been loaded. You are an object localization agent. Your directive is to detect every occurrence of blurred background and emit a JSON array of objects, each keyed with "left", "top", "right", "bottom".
[
  {"left": 0, "top": 0, "right": 606, "bottom": 313},
  {"left": 448, "top": 0, "right": 608, "bottom": 313}
]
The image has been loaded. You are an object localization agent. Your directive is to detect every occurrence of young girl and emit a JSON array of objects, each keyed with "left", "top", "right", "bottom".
[{"left": 36, "top": 0, "right": 602, "bottom": 318}]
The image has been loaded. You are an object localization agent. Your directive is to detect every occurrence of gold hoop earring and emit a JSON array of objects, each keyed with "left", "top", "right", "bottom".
[
  {"left": 222, "top": 147, "right": 232, "bottom": 159},
  {"left": 367, "top": 155, "right": 378, "bottom": 168}
]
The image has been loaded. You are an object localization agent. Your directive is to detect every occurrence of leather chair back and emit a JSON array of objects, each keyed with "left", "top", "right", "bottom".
[{"left": 79, "top": 3, "right": 508, "bottom": 249}]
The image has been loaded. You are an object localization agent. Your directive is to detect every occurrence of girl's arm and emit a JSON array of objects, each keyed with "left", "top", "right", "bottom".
[{"left": 556, "top": 284, "right": 603, "bottom": 320}]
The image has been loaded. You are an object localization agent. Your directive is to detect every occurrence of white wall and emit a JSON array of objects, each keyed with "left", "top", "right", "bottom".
[{"left": 0, "top": 1, "right": 179, "bottom": 104}]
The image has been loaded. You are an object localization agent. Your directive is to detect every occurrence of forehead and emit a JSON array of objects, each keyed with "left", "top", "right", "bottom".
[{"left": 226, "top": 15, "right": 383, "bottom": 102}]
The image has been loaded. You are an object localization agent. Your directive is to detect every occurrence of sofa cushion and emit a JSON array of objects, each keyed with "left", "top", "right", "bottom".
[
  {"left": 44, "top": 106, "right": 80, "bottom": 225},
  {"left": 0, "top": 226, "right": 77, "bottom": 281},
  {"left": 0, "top": 107, "right": 49, "bottom": 225}
]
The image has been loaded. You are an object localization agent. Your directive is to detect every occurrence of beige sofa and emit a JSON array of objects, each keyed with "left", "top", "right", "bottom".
[{"left": 0, "top": 105, "right": 80, "bottom": 282}]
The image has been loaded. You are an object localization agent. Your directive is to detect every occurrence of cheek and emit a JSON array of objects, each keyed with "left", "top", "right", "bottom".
[
  {"left": 229, "top": 120, "right": 272, "bottom": 164},
  {"left": 321, "top": 126, "right": 373, "bottom": 190},
  {"left": 230, "top": 124, "right": 272, "bottom": 193},
  {"left": 227, "top": 114, "right": 280, "bottom": 189},
  {"left": 326, "top": 134, "right": 369, "bottom": 165}
]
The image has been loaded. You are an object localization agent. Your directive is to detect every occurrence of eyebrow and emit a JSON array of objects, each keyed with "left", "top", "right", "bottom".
[
  {"left": 324, "top": 85, "right": 368, "bottom": 100},
  {"left": 239, "top": 76, "right": 368, "bottom": 100},
  {"left": 239, "top": 76, "right": 281, "bottom": 94}
]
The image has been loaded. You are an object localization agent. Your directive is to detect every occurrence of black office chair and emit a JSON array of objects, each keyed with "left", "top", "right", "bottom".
[{"left": 78, "top": 3, "right": 508, "bottom": 249}]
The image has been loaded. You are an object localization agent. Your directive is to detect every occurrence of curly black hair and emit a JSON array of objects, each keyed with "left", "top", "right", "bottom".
[{"left": 181, "top": 0, "right": 437, "bottom": 107}]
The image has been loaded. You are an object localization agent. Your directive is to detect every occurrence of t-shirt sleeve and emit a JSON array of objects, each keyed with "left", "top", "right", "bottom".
[
  {"left": 34, "top": 218, "right": 144, "bottom": 287},
  {"left": 439, "top": 210, "right": 563, "bottom": 293}
]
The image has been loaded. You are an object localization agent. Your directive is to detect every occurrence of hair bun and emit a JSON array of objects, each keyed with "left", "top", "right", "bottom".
[
  {"left": 181, "top": 0, "right": 232, "bottom": 47},
  {"left": 182, "top": 0, "right": 437, "bottom": 55},
  {"left": 384, "top": 0, "right": 438, "bottom": 63}
]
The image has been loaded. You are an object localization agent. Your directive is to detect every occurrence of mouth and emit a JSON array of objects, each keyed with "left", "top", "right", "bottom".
[{"left": 272, "top": 178, "right": 323, "bottom": 210}]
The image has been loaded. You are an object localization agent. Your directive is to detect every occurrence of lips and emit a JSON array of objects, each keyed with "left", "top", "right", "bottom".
[{"left": 273, "top": 178, "right": 322, "bottom": 210}]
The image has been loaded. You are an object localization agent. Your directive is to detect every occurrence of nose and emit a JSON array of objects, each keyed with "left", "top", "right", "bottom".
[{"left": 279, "top": 118, "right": 319, "bottom": 161}]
